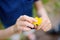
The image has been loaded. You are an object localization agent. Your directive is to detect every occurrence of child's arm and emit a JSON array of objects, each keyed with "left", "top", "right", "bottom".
[
  {"left": 0, "top": 15, "right": 37, "bottom": 39},
  {"left": 0, "top": 25, "right": 17, "bottom": 40},
  {"left": 34, "top": 0, "right": 52, "bottom": 32}
]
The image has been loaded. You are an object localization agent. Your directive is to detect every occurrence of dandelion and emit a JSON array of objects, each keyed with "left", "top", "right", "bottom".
[{"left": 33, "top": 17, "right": 42, "bottom": 26}]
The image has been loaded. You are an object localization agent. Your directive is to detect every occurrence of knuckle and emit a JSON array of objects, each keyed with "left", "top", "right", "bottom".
[
  {"left": 20, "top": 16, "right": 24, "bottom": 18},
  {"left": 23, "top": 15, "right": 27, "bottom": 17},
  {"left": 23, "top": 15, "right": 28, "bottom": 18}
]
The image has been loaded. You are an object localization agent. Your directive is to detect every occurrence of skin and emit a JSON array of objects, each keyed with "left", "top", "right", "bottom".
[
  {"left": 35, "top": 0, "right": 52, "bottom": 31},
  {"left": 0, "top": 0, "right": 52, "bottom": 39},
  {"left": 0, "top": 15, "right": 37, "bottom": 39}
]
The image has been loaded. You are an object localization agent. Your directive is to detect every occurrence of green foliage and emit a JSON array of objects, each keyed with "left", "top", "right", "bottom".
[
  {"left": 0, "top": 21, "right": 4, "bottom": 29},
  {"left": 33, "top": 6, "right": 37, "bottom": 17},
  {"left": 54, "top": 2, "right": 60, "bottom": 8},
  {"left": 42, "top": 0, "right": 49, "bottom": 4}
]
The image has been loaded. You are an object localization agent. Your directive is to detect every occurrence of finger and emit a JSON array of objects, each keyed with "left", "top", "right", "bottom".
[
  {"left": 42, "top": 21, "right": 52, "bottom": 32},
  {"left": 41, "top": 23, "right": 48, "bottom": 31},
  {"left": 37, "top": 20, "right": 47, "bottom": 30},
  {"left": 43, "top": 23, "right": 52, "bottom": 32},
  {"left": 29, "top": 17, "right": 37, "bottom": 23},
  {"left": 17, "top": 21, "right": 34, "bottom": 28},
  {"left": 23, "top": 15, "right": 37, "bottom": 22},
  {"left": 19, "top": 26, "right": 31, "bottom": 31},
  {"left": 41, "top": 19, "right": 49, "bottom": 29},
  {"left": 19, "top": 15, "right": 37, "bottom": 23}
]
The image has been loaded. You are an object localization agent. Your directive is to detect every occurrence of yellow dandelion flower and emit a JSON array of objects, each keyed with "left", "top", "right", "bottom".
[{"left": 33, "top": 17, "right": 42, "bottom": 26}]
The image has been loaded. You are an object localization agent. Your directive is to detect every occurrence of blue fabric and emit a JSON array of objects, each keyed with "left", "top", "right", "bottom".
[{"left": 0, "top": 0, "right": 38, "bottom": 28}]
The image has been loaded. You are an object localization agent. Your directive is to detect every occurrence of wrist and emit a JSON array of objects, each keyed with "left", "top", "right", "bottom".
[
  {"left": 13, "top": 24, "right": 22, "bottom": 34},
  {"left": 4, "top": 25, "right": 16, "bottom": 36},
  {"left": 12, "top": 25, "right": 19, "bottom": 34},
  {"left": 9, "top": 25, "right": 16, "bottom": 34},
  {"left": 8, "top": 25, "right": 19, "bottom": 34},
  {"left": 37, "top": 7, "right": 48, "bottom": 17}
]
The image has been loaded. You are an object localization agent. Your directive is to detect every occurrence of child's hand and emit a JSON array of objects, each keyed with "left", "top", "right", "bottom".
[
  {"left": 15, "top": 15, "right": 37, "bottom": 32},
  {"left": 37, "top": 16, "right": 52, "bottom": 32}
]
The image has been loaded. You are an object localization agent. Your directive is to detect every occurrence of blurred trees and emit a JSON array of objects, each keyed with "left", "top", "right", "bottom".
[{"left": 42, "top": 0, "right": 60, "bottom": 15}]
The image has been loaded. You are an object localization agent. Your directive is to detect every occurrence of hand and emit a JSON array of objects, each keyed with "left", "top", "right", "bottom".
[
  {"left": 37, "top": 16, "right": 52, "bottom": 32},
  {"left": 14, "top": 15, "right": 37, "bottom": 32}
]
